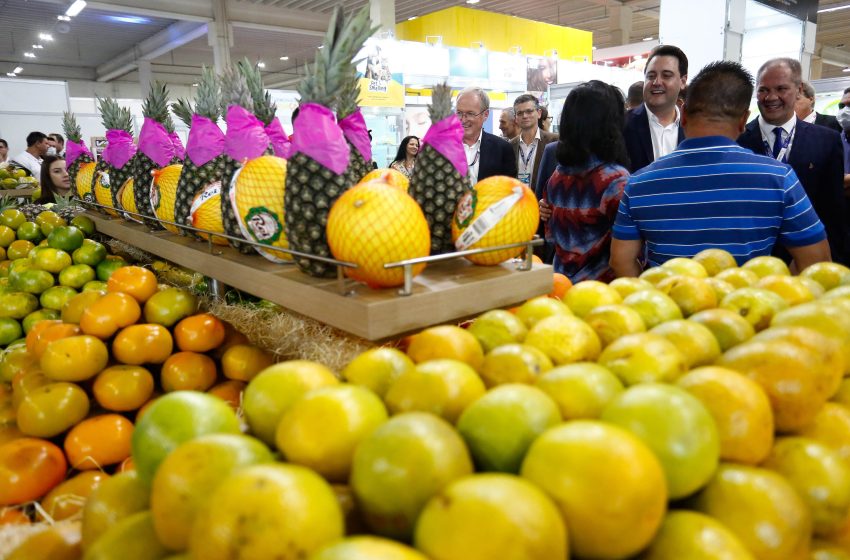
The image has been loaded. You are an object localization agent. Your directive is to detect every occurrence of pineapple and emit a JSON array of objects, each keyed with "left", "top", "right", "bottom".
[
  {"left": 284, "top": 6, "right": 376, "bottom": 278},
  {"left": 132, "top": 82, "right": 174, "bottom": 229},
  {"left": 337, "top": 77, "right": 370, "bottom": 184},
  {"left": 61, "top": 111, "right": 95, "bottom": 201},
  {"left": 239, "top": 58, "right": 277, "bottom": 135},
  {"left": 94, "top": 97, "right": 135, "bottom": 217},
  {"left": 171, "top": 67, "right": 230, "bottom": 239},
  {"left": 409, "top": 83, "right": 469, "bottom": 255}
]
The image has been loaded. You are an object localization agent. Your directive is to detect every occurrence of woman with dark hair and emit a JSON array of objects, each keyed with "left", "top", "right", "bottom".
[
  {"left": 541, "top": 80, "right": 630, "bottom": 282},
  {"left": 389, "top": 135, "right": 419, "bottom": 178},
  {"left": 37, "top": 155, "right": 71, "bottom": 204},
  {"left": 0, "top": 139, "right": 8, "bottom": 164}
]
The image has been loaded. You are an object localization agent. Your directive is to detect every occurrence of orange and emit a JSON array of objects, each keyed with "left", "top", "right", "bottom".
[
  {"left": 161, "top": 351, "right": 218, "bottom": 392},
  {"left": 0, "top": 437, "right": 67, "bottom": 506},
  {"left": 406, "top": 325, "right": 484, "bottom": 369},
  {"left": 451, "top": 176, "right": 539, "bottom": 265},
  {"left": 112, "top": 324, "right": 174, "bottom": 365},
  {"left": 27, "top": 322, "right": 81, "bottom": 361},
  {"left": 39, "top": 470, "right": 110, "bottom": 521},
  {"left": 24, "top": 319, "right": 61, "bottom": 353},
  {"left": 64, "top": 414, "right": 134, "bottom": 470},
  {"left": 174, "top": 313, "right": 226, "bottom": 352},
  {"left": 531, "top": 255, "right": 543, "bottom": 264},
  {"left": 118, "top": 456, "right": 135, "bottom": 473},
  {"left": 106, "top": 266, "right": 158, "bottom": 303},
  {"left": 796, "top": 403, "right": 850, "bottom": 470},
  {"left": 358, "top": 168, "right": 410, "bottom": 191},
  {"left": 210, "top": 322, "right": 249, "bottom": 359},
  {"left": 93, "top": 365, "right": 155, "bottom": 411},
  {"left": 221, "top": 344, "right": 274, "bottom": 382},
  {"left": 40, "top": 335, "right": 109, "bottom": 382},
  {"left": 326, "top": 179, "right": 430, "bottom": 288},
  {"left": 0, "top": 508, "right": 30, "bottom": 525},
  {"left": 79, "top": 291, "right": 142, "bottom": 339},
  {"left": 207, "top": 380, "right": 246, "bottom": 411},
  {"left": 60, "top": 290, "right": 104, "bottom": 324},
  {"left": 548, "top": 273, "right": 571, "bottom": 300}
]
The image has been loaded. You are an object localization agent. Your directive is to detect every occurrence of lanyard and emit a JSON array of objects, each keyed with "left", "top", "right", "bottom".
[
  {"left": 762, "top": 126, "right": 795, "bottom": 163},
  {"left": 519, "top": 142, "right": 537, "bottom": 171},
  {"left": 467, "top": 149, "right": 480, "bottom": 168}
]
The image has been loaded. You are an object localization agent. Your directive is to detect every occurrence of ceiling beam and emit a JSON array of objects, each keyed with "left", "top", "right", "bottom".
[
  {"left": 96, "top": 21, "right": 209, "bottom": 82},
  {"left": 0, "top": 59, "right": 96, "bottom": 81},
  {"left": 818, "top": 45, "right": 850, "bottom": 68}
]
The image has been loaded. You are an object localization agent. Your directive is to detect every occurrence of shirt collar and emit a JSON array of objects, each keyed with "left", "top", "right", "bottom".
[
  {"left": 676, "top": 136, "right": 740, "bottom": 150},
  {"left": 645, "top": 104, "right": 680, "bottom": 127},
  {"left": 759, "top": 113, "right": 796, "bottom": 137},
  {"left": 520, "top": 128, "right": 541, "bottom": 147},
  {"left": 464, "top": 129, "right": 483, "bottom": 150}
]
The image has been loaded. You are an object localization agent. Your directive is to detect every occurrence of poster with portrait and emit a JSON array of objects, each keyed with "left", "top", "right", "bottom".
[
  {"left": 527, "top": 57, "right": 558, "bottom": 102},
  {"left": 356, "top": 38, "right": 405, "bottom": 108}
]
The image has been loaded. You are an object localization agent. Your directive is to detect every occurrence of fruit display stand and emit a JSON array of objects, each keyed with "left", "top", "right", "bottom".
[
  {"left": 82, "top": 209, "right": 552, "bottom": 341},
  {"left": 0, "top": 189, "right": 37, "bottom": 200}
]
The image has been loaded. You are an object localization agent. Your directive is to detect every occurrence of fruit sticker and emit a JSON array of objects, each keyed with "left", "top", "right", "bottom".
[
  {"left": 455, "top": 186, "right": 524, "bottom": 251},
  {"left": 244, "top": 208, "right": 282, "bottom": 244},
  {"left": 454, "top": 190, "right": 477, "bottom": 230}
]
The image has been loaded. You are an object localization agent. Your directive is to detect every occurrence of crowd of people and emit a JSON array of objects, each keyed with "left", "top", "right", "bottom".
[
  {"left": 396, "top": 44, "right": 850, "bottom": 282},
  {"left": 2, "top": 130, "right": 70, "bottom": 204}
]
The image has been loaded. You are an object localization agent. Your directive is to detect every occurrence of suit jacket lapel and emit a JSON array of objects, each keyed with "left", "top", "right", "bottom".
[
  {"left": 636, "top": 107, "right": 654, "bottom": 165},
  {"left": 787, "top": 121, "right": 807, "bottom": 168}
]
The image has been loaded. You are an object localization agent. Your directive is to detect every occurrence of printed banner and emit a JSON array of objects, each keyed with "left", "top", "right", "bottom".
[{"left": 356, "top": 38, "right": 405, "bottom": 108}]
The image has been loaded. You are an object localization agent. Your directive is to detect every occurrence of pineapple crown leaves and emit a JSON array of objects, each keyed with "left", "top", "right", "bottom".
[
  {"left": 96, "top": 97, "right": 133, "bottom": 133},
  {"left": 429, "top": 82, "right": 453, "bottom": 122},
  {"left": 142, "top": 81, "right": 172, "bottom": 126},
  {"left": 171, "top": 98, "right": 194, "bottom": 128},
  {"left": 237, "top": 58, "right": 277, "bottom": 126},
  {"left": 297, "top": 6, "right": 378, "bottom": 109},
  {"left": 219, "top": 64, "right": 254, "bottom": 114},
  {"left": 194, "top": 66, "right": 221, "bottom": 121},
  {"left": 61, "top": 111, "right": 83, "bottom": 142}
]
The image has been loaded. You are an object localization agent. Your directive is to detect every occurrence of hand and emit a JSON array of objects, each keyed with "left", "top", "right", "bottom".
[{"left": 539, "top": 199, "right": 552, "bottom": 221}]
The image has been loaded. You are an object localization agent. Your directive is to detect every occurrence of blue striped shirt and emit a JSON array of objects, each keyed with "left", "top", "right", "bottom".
[{"left": 612, "top": 136, "right": 826, "bottom": 266}]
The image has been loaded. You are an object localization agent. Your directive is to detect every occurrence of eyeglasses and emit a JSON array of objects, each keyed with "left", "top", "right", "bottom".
[
  {"left": 515, "top": 109, "right": 539, "bottom": 117},
  {"left": 456, "top": 109, "right": 487, "bottom": 120}
]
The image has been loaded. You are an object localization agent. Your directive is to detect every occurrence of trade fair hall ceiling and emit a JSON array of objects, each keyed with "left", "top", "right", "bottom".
[{"left": 1, "top": 0, "right": 848, "bottom": 86}]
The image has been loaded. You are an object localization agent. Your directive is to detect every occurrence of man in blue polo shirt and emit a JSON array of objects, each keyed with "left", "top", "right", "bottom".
[{"left": 610, "top": 61, "right": 830, "bottom": 277}]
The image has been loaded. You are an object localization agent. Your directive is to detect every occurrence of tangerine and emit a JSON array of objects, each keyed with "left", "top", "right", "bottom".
[
  {"left": 64, "top": 414, "right": 134, "bottom": 470},
  {"left": 106, "top": 266, "right": 158, "bottom": 303},
  {"left": 174, "top": 313, "right": 226, "bottom": 352},
  {"left": 79, "top": 291, "right": 141, "bottom": 339},
  {"left": 112, "top": 324, "right": 174, "bottom": 365},
  {"left": 221, "top": 344, "right": 274, "bottom": 382},
  {"left": 161, "top": 351, "right": 218, "bottom": 392}
]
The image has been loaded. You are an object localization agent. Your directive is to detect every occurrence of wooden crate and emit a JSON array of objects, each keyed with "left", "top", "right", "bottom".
[{"left": 87, "top": 212, "right": 553, "bottom": 341}]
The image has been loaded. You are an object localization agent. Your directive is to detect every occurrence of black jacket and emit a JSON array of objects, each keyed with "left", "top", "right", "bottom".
[
  {"left": 737, "top": 118, "right": 848, "bottom": 264},
  {"left": 814, "top": 112, "right": 843, "bottom": 134},
  {"left": 623, "top": 104, "right": 685, "bottom": 173},
  {"left": 476, "top": 131, "right": 518, "bottom": 181}
]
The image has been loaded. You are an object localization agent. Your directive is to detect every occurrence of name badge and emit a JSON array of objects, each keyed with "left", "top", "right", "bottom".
[{"left": 518, "top": 172, "right": 531, "bottom": 185}]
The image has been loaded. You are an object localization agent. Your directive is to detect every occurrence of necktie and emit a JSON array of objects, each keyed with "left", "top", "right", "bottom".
[{"left": 772, "top": 127, "right": 783, "bottom": 159}]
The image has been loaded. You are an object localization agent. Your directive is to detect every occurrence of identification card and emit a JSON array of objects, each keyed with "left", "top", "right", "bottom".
[{"left": 518, "top": 172, "right": 531, "bottom": 185}]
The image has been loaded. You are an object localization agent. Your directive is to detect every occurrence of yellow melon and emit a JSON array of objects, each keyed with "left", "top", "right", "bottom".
[
  {"left": 75, "top": 161, "right": 96, "bottom": 202},
  {"left": 150, "top": 164, "right": 183, "bottom": 234},
  {"left": 451, "top": 176, "right": 539, "bottom": 266},
  {"left": 93, "top": 169, "right": 119, "bottom": 217},
  {"left": 358, "top": 168, "right": 409, "bottom": 192},
  {"left": 230, "top": 155, "right": 290, "bottom": 262},
  {"left": 190, "top": 181, "right": 228, "bottom": 246},
  {"left": 327, "top": 179, "right": 430, "bottom": 289},
  {"left": 118, "top": 178, "right": 141, "bottom": 223}
]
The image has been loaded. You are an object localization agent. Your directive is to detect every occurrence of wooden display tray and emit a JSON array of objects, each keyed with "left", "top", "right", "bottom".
[
  {"left": 85, "top": 211, "right": 553, "bottom": 341},
  {"left": 0, "top": 188, "right": 36, "bottom": 198}
]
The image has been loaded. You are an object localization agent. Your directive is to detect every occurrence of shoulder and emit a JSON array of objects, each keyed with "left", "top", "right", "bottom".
[
  {"left": 624, "top": 106, "right": 646, "bottom": 128},
  {"left": 484, "top": 131, "right": 512, "bottom": 151},
  {"left": 509, "top": 137, "right": 519, "bottom": 147},
  {"left": 736, "top": 119, "right": 761, "bottom": 145},
  {"left": 541, "top": 130, "right": 559, "bottom": 144}
]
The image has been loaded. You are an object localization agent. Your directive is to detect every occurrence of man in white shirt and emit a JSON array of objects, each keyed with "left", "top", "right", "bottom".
[
  {"left": 737, "top": 57, "right": 847, "bottom": 264},
  {"left": 623, "top": 45, "right": 688, "bottom": 173},
  {"left": 11, "top": 132, "right": 49, "bottom": 182},
  {"left": 509, "top": 94, "right": 558, "bottom": 189},
  {"left": 455, "top": 87, "right": 517, "bottom": 185}
]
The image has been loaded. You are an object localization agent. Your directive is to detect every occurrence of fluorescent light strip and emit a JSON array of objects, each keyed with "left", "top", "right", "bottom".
[
  {"left": 818, "top": 3, "right": 850, "bottom": 13},
  {"left": 13, "top": 66, "right": 23, "bottom": 73},
  {"left": 66, "top": 0, "right": 87, "bottom": 17},
  {"left": 38, "top": 33, "right": 53, "bottom": 41}
]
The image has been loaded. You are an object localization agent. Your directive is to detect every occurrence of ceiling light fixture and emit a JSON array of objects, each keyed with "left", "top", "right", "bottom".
[
  {"left": 38, "top": 33, "right": 54, "bottom": 41},
  {"left": 57, "top": 15, "right": 71, "bottom": 21},
  {"left": 466, "top": 0, "right": 480, "bottom": 4},
  {"left": 257, "top": 61, "right": 266, "bottom": 68},
  {"left": 279, "top": 56, "right": 289, "bottom": 60},
  {"left": 6, "top": 73, "right": 17, "bottom": 77},
  {"left": 843, "top": 67, "right": 850, "bottom": 72},
  {"left": 65, "top": 0, "right": 87, "bottom": 17},
  {"left": 818, "top": 3, "right": 850, "bottom": 13},
  {"left": 408, "top": 16, "right": 418, "bottom": 20},
  {"left": 318, "top": 45, "right": 324, "bottom": 49},
  {"left": 32, "top": 44, "right": 43, "bottom": 49},
  {"left": 13, "top": 66, "right": 23, "bottom": 73},
  {"left": 643, "top": 36, "right": 654, "bottom": 41},
  {"left": 24, "top": 52, "right": 36, "bottom": 58},
  {"left": 192, "top": 82, "right": 199, "bottom": 86}
]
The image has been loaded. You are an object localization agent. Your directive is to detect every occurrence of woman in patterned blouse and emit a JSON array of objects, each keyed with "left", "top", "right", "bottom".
[{"left": 389, "top": 135, "right": 419, "bottom": 178}]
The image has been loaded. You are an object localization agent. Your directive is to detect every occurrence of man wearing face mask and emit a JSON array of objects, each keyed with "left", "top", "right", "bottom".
[
  {"left": 48, "top": 133, "right": 65, "bottom": 157},
  {"left": 838, "top": 87, "right": 850, "bottom": 191}
]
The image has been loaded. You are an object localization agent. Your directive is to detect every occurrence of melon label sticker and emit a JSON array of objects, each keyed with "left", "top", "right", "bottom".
[
  {"left": 454, "top": 189, "right": 478, "bottom": 229},
  {"left": 455, "top": 186, "right": 524, "bottom": 251},
  {"left": 99, "top": 171, "right": 110, "bottom": 187},
  {"left": 189, "top": 181, "right": 221, "bottom": 214},
  {"left": 245, "top": 207, "right": 282, "bottom": 244},
  {"left": 149, "top": 178, "right": 160, "bottom": 211}
]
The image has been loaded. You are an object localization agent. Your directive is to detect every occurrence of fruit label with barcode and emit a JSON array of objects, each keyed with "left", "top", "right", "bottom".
[{"left": 455, "top": 186, "right": 524, "bottom": 251}]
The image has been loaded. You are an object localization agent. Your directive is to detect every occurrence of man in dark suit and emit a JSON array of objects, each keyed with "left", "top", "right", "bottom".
[
  {"left": 796, "top": 81, "right": 843, "bottom": 133},
  {"left": 509, "top": 94, "right": 559, "bottom": 189},
  {"left": 737, "top": 58, "right": 847, "bottom": 265},
  {"left": 623, "top": 45, "right": 688, "bottom": 173},
  {"left": 455, "top": 87, "right": 517, "bottom": 184}
]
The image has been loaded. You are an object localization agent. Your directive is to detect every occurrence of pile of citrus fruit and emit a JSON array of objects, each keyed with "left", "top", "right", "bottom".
[{"left": 5, "top": 249, "right": 850, "bottom": 559}]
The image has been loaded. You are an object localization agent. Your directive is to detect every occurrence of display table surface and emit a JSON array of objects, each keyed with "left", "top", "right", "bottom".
[
  {"left": 0, "top": 188, "right": 36, "bottom": 198},
  {"left": 86, "top": 211, "right": 553, "bottom": 341}
]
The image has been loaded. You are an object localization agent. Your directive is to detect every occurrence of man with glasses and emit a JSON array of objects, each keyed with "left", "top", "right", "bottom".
[
  {"left": 737, "top": 58, "right": 847, "bottom": 265},
  {"left": 509, "top": 94, "right": 559, "bottom": 189},
  {"left": 455, "top": 86, "right": 517, "bottom": 184}
]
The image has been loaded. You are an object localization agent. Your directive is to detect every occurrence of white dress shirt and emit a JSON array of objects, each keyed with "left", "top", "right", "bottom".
[
  {"left": 464, "top": 130, "right": 483, "bottom": 185},
  {"left": 758, "top": 114, "right": 797, "bottom": 160},
  {"left": 646, "top": 104, "right": 681, "bottom": 161},
  {"left": 12, "top": 151, "right": 42, "bottom": 182},
  {"left": 802, "top": 111, "right": 817, "bottom": 125},
  {"left": 517, "top": 128, "right": 541, "bottom": 184}
]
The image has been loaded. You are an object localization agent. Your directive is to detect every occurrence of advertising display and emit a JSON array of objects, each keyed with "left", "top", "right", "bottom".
[{"left": 356, "top": 38, "right": 405, "bottom": 108}]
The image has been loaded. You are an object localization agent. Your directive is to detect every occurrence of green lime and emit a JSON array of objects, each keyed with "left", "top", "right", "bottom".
[
  {"left": 96, "top": 256, "right": 126, "bottom": 281},
  {"left": 35, "top": 210, "right": 64, "bottom": 228},
  {"left": 31, "top": 248, "right": 72, "bottom": 274},
  {"left": 70, "top": 215, "right": 96, "bottom": 236},
  {"left": 6, "top": 240, "right": 35, "bottom": 260},
  {"left": 0, "top": 225, "right": 15, "bottom": 248},
  {"left": 72, "top": 239, "right": 107, "bottom": 266},
  {"left": 0, "top": 318, "right": 23, "bottom": 346},
  {"left": 48, "top": 225, "right": 85, "bottom": 251},
  {"left": 16, "top": 222, "right": 43, "bottom": 242},
  {"left": 0, "top": 209, "right": 25, "bottom": 230},
  {"left": 0, "top": 291, "right": 39, "bottom": 319},
  {"left": 11, "top": 269, "right": 55, "bottom": 294},
  {"left": 83, "top": 280, "right": 108, "bottom": 292},
  {"left": 40, "top": 285, "right": 78, "bottom": 310},
  {"left": 58, "top": 264, "right": 96, "bottom": 289},
  {"left": 22, "top": 308, "right": 60, "bottom": 333}
]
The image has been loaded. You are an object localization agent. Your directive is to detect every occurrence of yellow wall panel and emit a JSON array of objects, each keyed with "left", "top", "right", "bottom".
[{"left": 396, "top": 7, "right": 592, "bottom": 60}]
